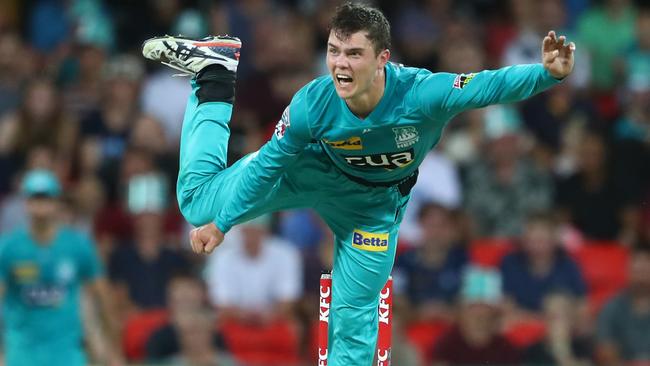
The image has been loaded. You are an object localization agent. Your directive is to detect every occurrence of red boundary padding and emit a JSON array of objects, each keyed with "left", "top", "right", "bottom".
[
  {"left": 405, "top": 320, "right": 452, "bottom": 365},
  {"left": 220, "top": 318, "right": 301, "bottom": 366},
  {"left": 502, "top": 319, "right": 547, "bottom": 348},
  {"left": 570, "top": 242, "right": 629, "bottom": 314},
  {"left": 122, "top": 309, "right": 169, "bottom": 361},
  {"left": 469, "top": 238, "right": 515, "bottom": 268}
]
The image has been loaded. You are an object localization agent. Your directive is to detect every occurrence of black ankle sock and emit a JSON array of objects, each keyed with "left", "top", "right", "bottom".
[{"left": 195, "top": 65, "right": 236, "bottom": 104}]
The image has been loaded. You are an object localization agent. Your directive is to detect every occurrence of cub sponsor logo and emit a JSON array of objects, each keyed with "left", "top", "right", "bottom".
[
  {"left": 352, "top": 229, "right": 389, "bottom": 252},
  {"left": 453, "top": 73, "right": 475, "bottom": 89},
  {"left": 274, "top": 106, "right": 290, "bottom": 139},
  {"left": 324, "top": 136, "right": 363, "bottom": 150},
  {"left": 343, "top": 148, "right": 414, "bottom": 170},
  {"left": 393, "top": 126, "right": 419, "bottom": 148}
]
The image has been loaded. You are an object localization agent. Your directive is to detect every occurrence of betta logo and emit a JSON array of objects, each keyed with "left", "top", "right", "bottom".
[{"left": 352, "top": 229, "right": 389, "bottom": 252}]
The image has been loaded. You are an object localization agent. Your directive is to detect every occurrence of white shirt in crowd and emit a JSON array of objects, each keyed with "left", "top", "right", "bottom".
[{"left": 204, "top": 228, "right": 303, "bottom": 312}]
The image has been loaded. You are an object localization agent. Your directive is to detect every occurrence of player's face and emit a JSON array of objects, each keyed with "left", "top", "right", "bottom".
[
  {"left": 26, "top": 196, "right": 59, "bottom": 222},
  {"left": 326, "top": 30, "right": 389, "bottom": 100}
]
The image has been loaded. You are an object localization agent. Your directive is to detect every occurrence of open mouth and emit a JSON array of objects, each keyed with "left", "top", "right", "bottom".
[{"left": 336, "top": 74, "right": 354, "bottom": 87}]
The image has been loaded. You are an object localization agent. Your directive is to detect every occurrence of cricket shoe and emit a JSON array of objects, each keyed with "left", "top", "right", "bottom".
[{"left": 142, "top": 35, "right": 241, "bottom": 75}]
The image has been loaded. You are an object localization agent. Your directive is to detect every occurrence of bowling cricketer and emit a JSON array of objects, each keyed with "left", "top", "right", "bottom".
[{"left": 142, "top": 2, "right": 574, "bottom": 364}]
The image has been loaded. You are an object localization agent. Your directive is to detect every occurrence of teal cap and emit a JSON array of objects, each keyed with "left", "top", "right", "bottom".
[
  {"left": 22, "top": 169, "right": 62, "bottom": 198},
  {"left": 461, "top": 266, "right": 503, "bottom": 305}
]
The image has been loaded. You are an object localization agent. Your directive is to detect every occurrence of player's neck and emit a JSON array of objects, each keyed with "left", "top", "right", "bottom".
[{"left": 345, "top": 69, "right": 385, "bottom": 119}]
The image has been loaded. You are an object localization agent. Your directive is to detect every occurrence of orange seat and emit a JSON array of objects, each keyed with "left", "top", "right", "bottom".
[
  {"left": 570, "top": 242, "right": 629, "bottom": 313},
  {"left": 503, "top": 319, "right": 547, "bottom": 348},
  {"left": 469, "top": 238, "right": 515, "bottom": 268},
  {"left": 405, "top": 320, "right": 452, "bottom": 364},
  {"left": 122, "top": 309, "right": 169, "bottom": 361},
  {"left": 220, "top": 318, "right": 301, "bottom": 366}
]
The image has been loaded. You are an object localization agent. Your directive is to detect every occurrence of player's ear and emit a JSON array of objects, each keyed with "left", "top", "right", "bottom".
[{"left": 377, "top": 49, "right": 390, "bottom": 69}]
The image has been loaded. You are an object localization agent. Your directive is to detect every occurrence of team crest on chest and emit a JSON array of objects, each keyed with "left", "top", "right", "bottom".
[{"left": 393, "top": 126, "right": 419, "bottom": 148}]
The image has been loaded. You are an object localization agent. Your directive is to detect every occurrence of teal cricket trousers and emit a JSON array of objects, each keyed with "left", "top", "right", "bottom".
[{"left": 177, "top": 80, "right": 409, "bottom": 365}]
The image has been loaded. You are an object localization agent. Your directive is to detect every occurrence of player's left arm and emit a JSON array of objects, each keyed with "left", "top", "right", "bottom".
[{"left": 418, "top": 31, "right": 575, "bottom": 118}]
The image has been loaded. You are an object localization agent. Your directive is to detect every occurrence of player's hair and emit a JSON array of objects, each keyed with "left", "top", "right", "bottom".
[{"left": 329, "top": 2, "right": 391, "bottom": 55}]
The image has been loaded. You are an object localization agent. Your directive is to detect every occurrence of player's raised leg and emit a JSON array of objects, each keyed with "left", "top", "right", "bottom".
[{"left": 142, "top": 35, "right": 241, "bottom": 226}]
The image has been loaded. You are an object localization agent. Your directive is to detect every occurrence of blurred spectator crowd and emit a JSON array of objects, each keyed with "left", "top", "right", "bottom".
[{"left": 1, "top": 0, "right": 650, "bottom": 365}]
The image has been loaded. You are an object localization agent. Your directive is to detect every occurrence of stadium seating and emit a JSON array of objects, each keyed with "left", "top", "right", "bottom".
[
  {"left": 220, "top": 318, "right": 301, "bottom": 366},
  {"left": 468, "top": 238, "right": 515, "bottom": 267},
  {"left": 405, "top": 320, "right": 452, "bottom": 365},
  {"left": 121, "top": 309, "right": 169, "bottom": 361},
  {"left": 570, "top": 242, "right": 629, "bottom": 313},
  {"left": 502, "top": 318, "right": 547, "bottom": 348}
]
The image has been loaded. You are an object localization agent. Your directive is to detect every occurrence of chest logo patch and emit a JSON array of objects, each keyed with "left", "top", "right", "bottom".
[
  {"left": 393, "top": 126, "right": 419, "bottom": 148},
  {"left": 324, "top": 136, "right": 363, "bottom": 150}
]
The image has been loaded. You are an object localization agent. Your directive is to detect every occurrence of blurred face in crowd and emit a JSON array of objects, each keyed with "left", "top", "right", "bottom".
[
  {"left": 420, "top": 204, "right": 455, "bottom": 248},
  {"left": 242, "top": 224, "right": 267, "bottom": 258},
  {"left": 326, "top": 30, "right": 390, "bottom": 101},
  {"left": 522, "top": 219, "right": 557, "bottom": 259},
  {"left": 24, "top": 80, "right": 58, "bottom": 122},
  {"left": 488, "top": 134, "right": 520, "bottom": 166},
  {"left": 440, "top": 41, "right": 485, "bottom": 74},
  {"left": 169, "top": 277, "right": 205, "bottom": 316},
  {"left": 175, "top": 309, "right": 215, "bottom": 355},
  {"left": 629, "top": 249, "right": 650, "bottom": 296},
  {"left": 538, "top": 0, "right": 566, "bottom": 32},
  {"left": 577, "top": 134, "right": 606, "bottom": 174},
  {"left": 637, "top": 11, "right": 650, "bottom": 50},
  {"left": 26, "top": 196, "right": 59, "bottom": 223},
  {"left": 131, "top": 115, "right": 167, "bottom": 153},
  {"left": 459, "top": 303, "right": 500, "bottom": 344},
  {"left": 133, "top": 212, "right": 164, "bottom": 243}
]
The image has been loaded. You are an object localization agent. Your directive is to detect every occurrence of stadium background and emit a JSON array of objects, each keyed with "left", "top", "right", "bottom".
[{"left": 0, "top": 0, "right": 649, "bottom": 365}]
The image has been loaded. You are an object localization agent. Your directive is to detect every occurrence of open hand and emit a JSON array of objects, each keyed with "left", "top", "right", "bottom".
[
  {"left": 189, "top": 222, "right": 224, "bottom": 254},
  {"left": 542, "top": 30, "right": 575, "bottom": 79}
]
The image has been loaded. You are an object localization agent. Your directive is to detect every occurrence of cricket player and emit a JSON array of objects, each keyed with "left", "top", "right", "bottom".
[
  {"left": 142, "top": 3, "right": 575, "bottom": 364},
  {"left": 0, "top": 169, "right": 123, "bottom": 366}
]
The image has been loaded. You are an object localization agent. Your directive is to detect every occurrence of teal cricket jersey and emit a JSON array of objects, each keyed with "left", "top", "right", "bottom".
[
  {"left": 214, "top": 63, "right": 561, "bottom": 232},
  {"left": 0, "top": 226, "right": 103, "bottom": 366}
]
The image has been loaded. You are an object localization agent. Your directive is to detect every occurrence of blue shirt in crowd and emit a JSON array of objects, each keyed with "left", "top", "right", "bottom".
[
  {"left": 395, "top": 246, "right": 468, "bottom": 305},
  {"left": 500, "top": 249, "right": 586, "bottom": 311}
]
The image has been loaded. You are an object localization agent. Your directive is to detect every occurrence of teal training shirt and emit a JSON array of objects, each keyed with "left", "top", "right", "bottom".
[
  {"left": 0, "top": 226, "right": 103, "bottom": 366},
  {"left": 215, "top": 63, "right": 561, "bottom": 232}
]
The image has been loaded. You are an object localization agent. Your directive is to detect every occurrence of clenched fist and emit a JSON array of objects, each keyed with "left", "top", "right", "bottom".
[{"left": 189, "top": 222, "right": 224, "bottom": 254}]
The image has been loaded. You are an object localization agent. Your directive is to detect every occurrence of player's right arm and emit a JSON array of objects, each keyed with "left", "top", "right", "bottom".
[{"left": 190, "top": 87, "right": 313, "bottom": 254}]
